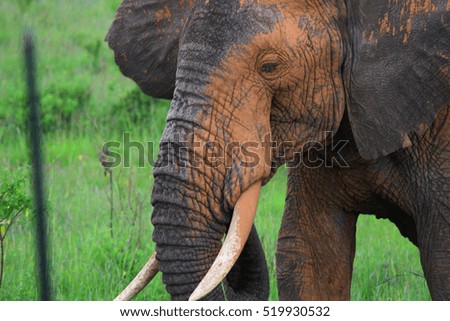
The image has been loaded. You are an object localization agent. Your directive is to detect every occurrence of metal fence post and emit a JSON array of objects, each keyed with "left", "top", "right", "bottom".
[{"left": 24, "top": 31, "right": 52, "bottom": 301}]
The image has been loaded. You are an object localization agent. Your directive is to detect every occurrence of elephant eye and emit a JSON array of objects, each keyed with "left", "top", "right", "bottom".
[{"left": 261, "top": 63, "right": 278, "bottom": 73}]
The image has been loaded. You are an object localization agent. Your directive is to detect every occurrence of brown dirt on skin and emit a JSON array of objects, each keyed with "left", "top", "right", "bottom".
[
  {"left": 155, "top": 5, "right": 172, "bottom": 23},
  {"left": 370, "top": 0, "right": 447, "bottom": 44},
  {"left": 201, "top": 0, "right": 345, "bottom": 192}
]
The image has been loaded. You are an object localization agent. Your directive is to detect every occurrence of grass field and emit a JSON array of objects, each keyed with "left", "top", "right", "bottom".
[{"left": 0, "top": 1, "right": 430, "bottom": 300}]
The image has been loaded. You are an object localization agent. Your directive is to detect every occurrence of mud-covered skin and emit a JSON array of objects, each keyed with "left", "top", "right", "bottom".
[
  {"left": 348, "top": 0, "right": 450, "bottom": 159},
  {"left": 277, "top": 106, "right": 450, "bottom": 300},
  {"left": 149, "top": 0, "right": 348, "bottom": 300},
  {"left": 107, "top": 0, "right": 450, "bottom": 300}
]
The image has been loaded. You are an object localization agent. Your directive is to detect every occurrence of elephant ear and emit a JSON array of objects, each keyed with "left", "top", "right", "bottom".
[
  {"left": 105, "top": 0, "right": 194, "bottom": 99},
  {"left": 348, "top": 0, "right": 450, "bottom": 159}
]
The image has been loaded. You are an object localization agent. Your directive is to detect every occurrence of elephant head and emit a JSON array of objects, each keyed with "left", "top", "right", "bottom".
[{"left": 106, "top": 0, "right": 450, "bottom": 300}]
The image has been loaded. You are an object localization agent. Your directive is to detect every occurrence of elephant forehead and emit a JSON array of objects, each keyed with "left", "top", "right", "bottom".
[
  {"left": 181, "top": 0, "right": 281, "bottom": 52},
  {"left": 180, "top": 0, "right": 338, "bottom": 75}
]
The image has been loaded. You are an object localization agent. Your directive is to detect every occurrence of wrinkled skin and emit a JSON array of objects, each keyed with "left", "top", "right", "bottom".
[{"left": 107, "top": 0, "right": 450, "bottom": 300}]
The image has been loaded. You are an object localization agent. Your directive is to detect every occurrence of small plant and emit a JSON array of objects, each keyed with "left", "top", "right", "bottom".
[
  {"left": 96, "top": 156, "right": 151, "bottom": 287},
  {"left": 99, "top": 145, "right": 115, "bottom": 239},
  {"left": 0, "top": 167, "right": 32, "bottom": 288}
]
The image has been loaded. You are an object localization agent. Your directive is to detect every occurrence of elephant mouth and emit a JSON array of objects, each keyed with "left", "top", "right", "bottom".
[{"left": 114, "top": 180, "right": 262, "bottom": 301}]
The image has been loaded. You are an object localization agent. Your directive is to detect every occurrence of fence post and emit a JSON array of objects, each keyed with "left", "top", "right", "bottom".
[{"left": 24, "top": 31, "right": 52, "bottom": 301}]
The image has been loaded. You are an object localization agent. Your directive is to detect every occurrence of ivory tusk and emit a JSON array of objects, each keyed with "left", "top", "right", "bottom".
[
  {"left": 114, "top": 252, "right": 159, "bottom": 301},
  {"left": 189, "top": 181, "right": 262, "bottom": 301}
]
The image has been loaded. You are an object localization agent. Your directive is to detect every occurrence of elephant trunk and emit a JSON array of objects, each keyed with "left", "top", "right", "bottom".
[
  {"left": 188, "top": 181, "right": 261, "bottom": 301},
  {"left": 150, "top": 91, "right": 270, "bottom": 299},
  {"left": 151, "top": 179, "right": 268, "bottom": 300}
]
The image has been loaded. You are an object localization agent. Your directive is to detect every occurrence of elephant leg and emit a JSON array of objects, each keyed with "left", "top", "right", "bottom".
[
  {"left": 276, "top": 209, "right": 358, "bottom": 300},
  {"left": 276, "top": 168, "right": 358, "bottom": 300},
  {"left": 417, "top": 212, "right": 450, "bottom": 300}
]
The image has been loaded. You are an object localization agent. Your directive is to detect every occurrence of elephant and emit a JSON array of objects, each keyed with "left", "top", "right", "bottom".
[{"left": 106, "top": 0, "right": 450, "bottom": 300}]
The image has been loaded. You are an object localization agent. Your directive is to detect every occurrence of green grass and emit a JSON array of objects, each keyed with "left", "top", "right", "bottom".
[
  {"left": 0, "top": 1, "right": 430, "bottom": 301},
  {"left": 352, "top": 216, "right": 429, "bottom": 300}
]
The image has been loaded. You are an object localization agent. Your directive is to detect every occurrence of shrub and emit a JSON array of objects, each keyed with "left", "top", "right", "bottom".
[
  {"left": 40, "top": 79, "right": 91, "bottom": 133},
  {"left": 0, "top": 166, "right": 32, "bottom": 288},
  {"left": 112, "top": 88, "right": 157, "bottom": 124},
  {"left": 0, "top": 77, "right": 91, "bottom": 137},
  {"left": 110, "top": 87, "right": 169, "bottom": 134}
]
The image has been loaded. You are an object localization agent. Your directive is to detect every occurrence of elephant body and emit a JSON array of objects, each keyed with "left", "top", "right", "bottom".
[
  {"left": 278, "top": 105, "right": 450, "bottom": 300},
  {"left": 107, "top": 0, "right": 450, "bottom": 300}
]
